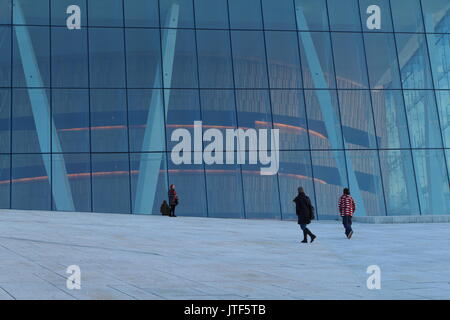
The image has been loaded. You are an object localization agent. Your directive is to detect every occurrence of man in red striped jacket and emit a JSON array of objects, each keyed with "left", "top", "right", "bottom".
[{"left": 339, "top": 188, "right": 356, "bottom": 239}]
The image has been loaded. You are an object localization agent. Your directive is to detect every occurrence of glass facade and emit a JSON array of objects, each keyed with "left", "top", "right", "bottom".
[{"left": 0, "top": 0, "right": 449, "bottom": 218}]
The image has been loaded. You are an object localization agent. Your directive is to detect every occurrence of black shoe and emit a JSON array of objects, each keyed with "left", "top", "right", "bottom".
[
  {"left": 301, "top": 239, "right": 308, "bottom": 243},
  {"left": 310, "top": 235, "right": 316, "bottom": 243},
  {"left": 347, "top": 230, "right": 353, "bottom": 239}
]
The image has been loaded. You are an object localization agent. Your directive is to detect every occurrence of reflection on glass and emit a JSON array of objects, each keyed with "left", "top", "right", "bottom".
[
  {"left": 435, "top": 90, "right": 450, "bottom": 148},
  {"left": 0, "top": 155, "right": 10, "bottom": 209},
  {"left": 124, "top": 0, "right": 159, "bottom": 27},
  {"left": 88, "top": 0, "right": 123, "bottom": 27},
  {"left": 426, "top": 33, "right": 450, "bottom": 89},
  {"left": 327, "top": 0, "right": 361, "bottom": 31},
  {"left": 262, "top": 0, "right": 296, "bottom": 30},
  {"left": 421, "top": 0, "right": 450, "bottom": 33},
  {"left": 194, "top": 0, "right": 229, "bottom": 29},
  {"left": 294, "top": 0, "right": 329, "bottom": 31},
  {"left": 229, "top": 0, "right": 262, "bottom": 29},
  {"left": 0, "top": 89, "right": 10, "bottom": 153},
  {"left": 391, "top": 0, "right": 424, "bottom": 32}
]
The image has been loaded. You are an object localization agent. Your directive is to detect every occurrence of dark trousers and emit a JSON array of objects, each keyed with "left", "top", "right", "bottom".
[
  {"left": 342, "top": 215, "right": 353, "bottom": 235},
  {"left": 299, "top": 224, "right": 314, "bottom": 240},
  {"left": 170, "top": 205, "right": 176, "bottom": 217}
]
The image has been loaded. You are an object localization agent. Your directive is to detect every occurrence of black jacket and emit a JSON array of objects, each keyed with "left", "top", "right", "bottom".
[{"left": 293, "top": 192, "right": 313, "bottom": 225}]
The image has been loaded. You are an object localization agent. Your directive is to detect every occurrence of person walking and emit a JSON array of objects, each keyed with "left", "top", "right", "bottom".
[
  {"left": 293, "top": 187, "right": 316, "bottom": 244},
  {"left": 339, "top": 188, "right": 356, "bottom": 239},
  {"left": 168, "top": 184, "right": 178, "bottom": 217}
]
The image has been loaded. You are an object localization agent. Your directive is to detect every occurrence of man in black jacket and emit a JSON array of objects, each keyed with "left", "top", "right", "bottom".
[{"left": 293, "top": 187, "right": 316, "bottom": 243}]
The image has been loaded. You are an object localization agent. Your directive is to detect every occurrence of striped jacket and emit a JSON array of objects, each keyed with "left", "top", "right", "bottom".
[{"left": 338, "top": 194, "right": 356, "bottom": 216}]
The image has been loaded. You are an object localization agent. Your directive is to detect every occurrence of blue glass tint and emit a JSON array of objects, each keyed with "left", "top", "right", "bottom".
[
  {"left": 130, "top": 153, "right": 168, "bottom": 214},
  {"left": 338, "top": 90, "right": 378, "bottom": 149},
  {"left": 91, "top": 153, "right": 131, "bottom": 214},
  {"left": 265, "top": 31, "right": 302, "bottom": 89},
  {"left": 446, "top": 150, "right": 450, "bottom": 183},
  {"left": 128, "top": 89, "right": 166, "bottom": 152},
  {"left": 359, "top": 0, "right": 393, "bottom": 32},
  {"left": 51, "top": 0, "right": 87, "bottom": 26},
  {"left": 391, "top": 0, "right": 424, "bottom": 32},
  {"left": 364, "top": 33, "right": 401, "bottom": 89},
  {"left": 162, "top": 29, "right": 198, "bottom": 88},
  {"left": 235, "top": 90, "right": 273, "bottom": 134},
  {"left": 379, "top": 150, "right": 420, "bottom": 215},
  {"left": 52, "top": 153, "right": 91, "bottom": 212},
  {"left": 12, "top": 89, "right": 51, "bottom": 153},
  {"left": 412, "top": 149, "right": 450, "bottom": 215},
  {"left": 304, "top": 89, "right": 344, "bottom": 149},
  {"left": 13, "top": 26, "right": 50, "bottom": 88},
  {"left": 0, "top": 155, "right": 10, "bottom": 209},
  {"left": 0, "top": 89, "right": 10, "bottom": 153},
  {"left": 125, "top": 28, "right": 162, "bottom": 88},
  {"left": 262, "top": 0, "right": 296, "bottom": 30},
  {"left": 124, "top": 0, "right": 159, "bottom": 27},
  {"left": 403, "top": 90, "right": 443, "bottom": 148},
  {"left": 426, "top": 34, "right": 450, "bottom": 89},
  {"left": 196, "top": 30, "right": 234, "bottom": 89},
  {"left": 13, "top": 0, "right": 49, "bottom": 25},
  {"left": 231, "top": 31, "right": 269, "bottom": 89},
  {"left": 167, "top": 155, "right": 208, "bottom": 217},
  {"left": 371, "top": 90, "right": 410, "bottom": 149},
  {"left": 51, "top": 27, "right": 88, "bottom": 88},
  {"left": 160, "top": 0, "right": 194, "bottom": 29},
  {"left": 294, "top": 0, "right": 329, "bottom": 31},
  {"left": 271, "top": 90, "right": 309, "bottom": 150},
  {"left": 346, "top": 150, "right": 385, "bottom": 216},
  {"left": 435, "top": 90, "right": 450, "bottom": 148},
  {"left": 421, "top": 0, "right": 450, "bottom": 33},
  {"left": 200, "top": 90, "right": 237, "bottom": 131},
  {"left": 396, "top": 33, "right": 434, "bottom": 89},
  {"left": 332, "top": 33, "right": 369, "bottom": 89},
  {"left": 311, "top": 150, "right": 348, "bottom": 218},
  {"left": 327, "top": 0, "right": 362, "bottom": 31},
  {"left": 0, "top": 0, "right": 11, "bottom": 24},
  {"left": 12, "top": 153, "right": 51, "bottom": 210},
  {"left": 90, "top": 89, "right": 129, "bottom": 152},
  {"left": 229, "top": 0, "right": 262, "bottom": 29},
  {"left": 298, "top": 32, "right": 336, "bottom": 89},
  {"left": 88, "top": 0, "right": 123, "bottom": 27},
  {"left": 194, "top": 0, "right": 229, "bottom": 29},
  {"left": 89, "top": 28, "right": 126, "bottom": 88},
  {"left": 0, "top": 27, "right": 11, "bottom": 87},
  {"left": 278, "top": 151, "right": 315, "bottom": 220},
  {"left": 52, "top": 89, "right": 90, "bottom": 153}
]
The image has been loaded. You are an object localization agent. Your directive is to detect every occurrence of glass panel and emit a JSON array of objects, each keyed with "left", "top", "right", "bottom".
[
  {"left": 298, "top": 32, "right": 336, "bottom": 89},
  {"left": 0, "top": 155, "right": 10, "bottom": 208},
  {"left": 435, "top": 90, "right": 450, "bottom": 148},
  {"left": 130, "top": 153, "right": 167, "bottom": 214},
  {"left": 311, "top": 150, "right": 348, "bottom": 218},
  {"left": 13, "top": 0, "right": 49, "bottom": 25},
  {"left": 125, "top": 28, "right": 161, "bottom": 88},
  {"left": 89, "top": 28, "right": 126, "bottom": 88},
  {"left": 51, "top": 0, "right": 87, "bottom": 26},
  {"left": 265, "top": 31, "right": 302, "bottom": 89},
  {"left": 124, "top": 0, "right": 159, "bottom": 27},
  {"left": 427, "top": 33, "right": 450, "bottom": 89},
  {"left": 0, "top": 27, "right": 11, "bottom": 87},
  {"left": 391, "top": 0, "right": 424, "bottom": 32},
  {"left": 235, "top": 90, "right": 272, "bottom": 133},
  {"left": 332, "top": 33, "right": 369, "bottom": 89},
  {"left": 51, "top": 27, "right": 88, "bottom": 88},
  {"left": 403, "top": 90, "right": 443, "bottom": 148},
  {"left": 346, "top": 150, "right": 385, "bottom": 216},
  {"left": 231, "top": 31, "right": 268, "bottom": 89},
  {"left": 262, "top": 0, "right": 296, "bottom": 30},
  {"left": 0, "top": 89, "right": 10, "bottom": 153},
  {"left": 128, "top": 89, "right": 166, "bottom": 152},
  {"left": 12, "top": 154, "right": 51, "bottom": 210},
  {"left": 92, "top": 153, "right": 130, "bottom": 214},
  {"left": 160, "top": 0, "right": 194, "bottom": 29},
  {"left": 0, "top": 0, "right": 11, "bottom": 24},
  {"left": 278, "top": 151, "right": 315, "bottom": 220},
  {"left": 338, "top": 90, "right": 378, "bottom": 149},
  {"left": 327, "top": 0, "right": 362, "bottom": 31},
  {"left": 90, "top": 89, "right": 128, "bottom": 152},
  {"left": 13, "top": 26, "right": 50, "bottom": 88},
  {"left": 359, "top": 0, "right": 393, "bottom": 32},
  {"left": 379, "top": 150, "right": 420, "bottom": 215},
  {"left": 229, "top": 0, "right": 262, "bottom": 29},
  {"left": 364, "top": 33, "right": 401, "bottom": 90},
  {"left": 52, "top": 153, "right": 91, "bottom": 212},
  {"left": 201, "top": 89, "right": 237, "bottom": 133},
  {"left": 446, "top": 150, "right": 450, "bottom": 182},
  {"left": 412, "top": 149, "right": 450, "bottom": 215},
  {"left": 271, "top": 90, "right": 309, "bottom": 150},
  {"left": 421, "top": 0, "right": 450, "bottom": 33},
  {"left": 196, "top": 30, "right": 233, "bottom": 89},
  {"left": 294, "top": 0, "right": 329, "bottom": 31},
  {"left": 305, "top": 89, "right": 344, "bottom": 149},
  {"left": 162, "top": 29, "right": 198, "bottom": 88},
  {"left": 88, "top": 0, "right": 123, "bottom": 27},
  {"left": 12, "top": 89, "right": 50, "bottom": 153},
  {"left": 52, "top": 89, "right": 89, "bottom": 153},
  {"left": 194, "top": 0, "right": 229, "bottom": 29},
  {"left": 371, "top": 90, "right": 410, "bottom": 149},
  {"left": 396, "top": 33, "right": 434, "bottom": 89}
]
